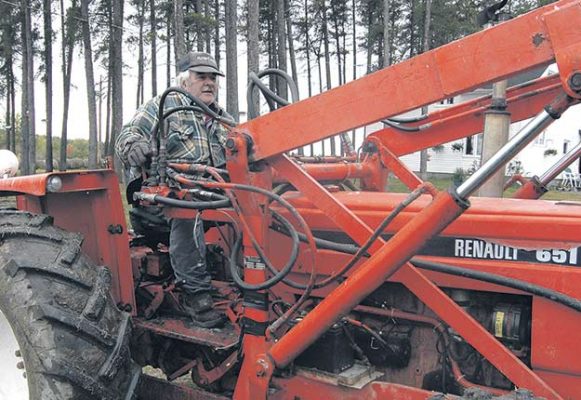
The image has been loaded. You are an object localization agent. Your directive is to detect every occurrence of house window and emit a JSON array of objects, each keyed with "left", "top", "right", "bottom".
[
  {"left": 439, "top": 97, "right": 455, "bottom": 105},
  {"left": 465, "top": 134, "right": 483, "bottom": 155},
  {"left": 564, "top": 140, "right": 570, "bottom": 154},
  {"left": 534, "top": 131, "right": 546, "bottom": 146}
]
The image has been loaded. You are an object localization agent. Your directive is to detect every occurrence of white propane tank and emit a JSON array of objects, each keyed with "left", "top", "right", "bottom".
[{"left": 0, "top": 150, "right": 19, "bottom": 178}]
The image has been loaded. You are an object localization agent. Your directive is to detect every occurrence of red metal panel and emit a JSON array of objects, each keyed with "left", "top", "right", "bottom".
[
  {"left": 531, "top": 298, "right": 581, "bottom": 375},
  {"left": 0, "top": 173, "right": 49, "bottom": 196},
  {"left": 10, "top": 171, "right": 135, "bottom": 310},
  {"left": 279, "top": 192, "right": 581, "bottom": 244}
]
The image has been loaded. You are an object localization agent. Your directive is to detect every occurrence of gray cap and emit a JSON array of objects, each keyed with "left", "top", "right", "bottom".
[{"left": 177, "top": 51, "right": 225, "bottom": 76}]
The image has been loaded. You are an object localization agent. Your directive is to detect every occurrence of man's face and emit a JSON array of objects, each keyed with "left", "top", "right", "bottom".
[{"left": 184, "top": 71, "right": 218, "bottom": 105}]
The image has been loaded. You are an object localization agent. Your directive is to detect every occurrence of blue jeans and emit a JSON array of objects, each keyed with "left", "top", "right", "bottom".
[{"left": 169, "top": 216, "right": 212, "bottom": 294}]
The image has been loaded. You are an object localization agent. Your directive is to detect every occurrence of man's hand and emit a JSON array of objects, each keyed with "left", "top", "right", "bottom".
[{"left": 127, "top": 141, "right": 152, "bottom": 167}]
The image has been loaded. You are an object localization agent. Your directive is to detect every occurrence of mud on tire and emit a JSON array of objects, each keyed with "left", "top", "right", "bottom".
[{"left": 0, "top": 210, "right": 141, "bottom": 400}]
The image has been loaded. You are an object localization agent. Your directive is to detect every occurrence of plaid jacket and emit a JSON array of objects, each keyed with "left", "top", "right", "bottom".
[{"left": 116, "top": 92, "right": 230, "bottom": 173}]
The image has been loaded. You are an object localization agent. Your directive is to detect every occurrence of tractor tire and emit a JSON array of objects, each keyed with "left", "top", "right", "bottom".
[{"left": 0, "top": 209, "right": 141, "bottom": 400}]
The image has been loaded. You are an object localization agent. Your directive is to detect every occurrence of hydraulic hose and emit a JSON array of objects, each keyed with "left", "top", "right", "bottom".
[
  {"left": 157, "top": 87, "right": 237, "bottom": 130},
  {"left": 196, "top": 181, "right": 318, "bottom": 287},
  {"left": 228, "top": 211, "right": 300, "bottom": 291},
  {"left": 247, "top": 69, "right": 300, "bottom": 119},
  {"left": 134, "top": 191, "right": 231, "bottom": 210},
  {"left": 411, "top": 258, "right": 581, "bottom": 313},
  {"left": 382, "top": 119, "right": 424, "bottom": 132},
  {"left": 271, "top": 223, "right": 360, "bottom": 255}
]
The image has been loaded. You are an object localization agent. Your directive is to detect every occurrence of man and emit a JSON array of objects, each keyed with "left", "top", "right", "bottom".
[{"left": 116, "top": 52, "right": 230, "bottom": 328}]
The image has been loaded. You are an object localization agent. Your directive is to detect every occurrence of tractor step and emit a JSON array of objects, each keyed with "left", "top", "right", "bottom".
[{"left": 134, "top": 317, "right": 239, "bottom": 350}]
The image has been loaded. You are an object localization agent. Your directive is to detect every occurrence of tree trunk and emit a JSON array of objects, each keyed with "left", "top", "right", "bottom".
[
  {"left": 331, "top": 4, "right": 342, "bottom": 85},
  {"left": 268, "top": 2, "right": 276, "bottom": 92},
  {"left": 305, "top": 0, "right": 312, "bottom": 97},
  {"left": 422, "top": 0, "right": 432, "bottom": 53},
  {"left": 81, "top": 0, "right": 99, "bottom": 169},
  {"left": 341, "top": 13, "right": 346, "bottom": 84},
  {"left": 247, "top": 0, "right": 260, "bottom": 116},
  {"left": 321, "top": 0, "right": 332, "bottom": 90},
  {"left": 150, "top": 0, "right": 157, "bottom": 96},
  {"left": 204, "top": 0, "right": 211, "bottom": 52},
  {"left": 193, "top": 0, "right": 202, "bottom": 50},
  {"left": 22, "top": 0, "right": 36, "bottom": 174},
  {"left": 43, "top": 0, "right": 53, "bottom": 171},
  {"left": 214, "top": 0, "right": 221, "bottom": 72},
  {"left": 224, "top": 0, "right": 239, "bottom": 120},
  {"left": 60, "top": 0, "right": 76, "bottom": 171},
  {"left": 105, "top": 64, "right": 112, "bottom": 154},
  {"left": 409, "top": 0, "right": 415, "bottom": 57},
  {"left": 5, "top": 72, "right": 10, "bottom": 150},
  {"left": 109, "top": 0, "right": 124, "bottom": 162},
  {"left": 98, "top": 77, "right": 103, "bottom": 160},
  {"left": 382, "top": 0, "right": 391, "bottom": 67},
  {"left": 352, "top": 0, "right": 356, "bottom": 80},
  {"left": 316, "top": 47, "right": 323, "bottom": 93},
  {"left": 285, "top": 0, "right": 298, "bottom": 93},
  {"left": 136, "top": 0, "right": 145, "bottom": 107},
  {"left": 365, "top": 4, "right": 373, "bottom": 74},
  {"left": 21, "top": 7, "right": 30, "bottom": 175},
  {"left": 166, "top": 9, "right": 171, "bottom": 87},
  {"left": 7, "top": 58, "right": 15, "bottom": 152},
  {"left": 276, "top": 0, "right": 288, "bottom": 100},
  {"left": 10, "top": 65, "right": 15, "bottom": 153},
  {"left": 174, "top": 0, "right": 186, "bottom": 69}
]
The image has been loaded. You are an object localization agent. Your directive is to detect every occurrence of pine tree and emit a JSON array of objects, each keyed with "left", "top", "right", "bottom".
[
  {"left": 43, "top": 0, "right": 54, "bottom": 171},
  {"left": 224, "top": 0, "right": 239, "bottom": 120},
  {"left": 80, "top": 0, "right": 98, "bottom": 168}
]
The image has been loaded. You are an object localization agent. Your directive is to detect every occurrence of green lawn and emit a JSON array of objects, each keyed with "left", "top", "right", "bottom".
[{"left": 386, "top": 176, "right": 581, "bottom": 202}]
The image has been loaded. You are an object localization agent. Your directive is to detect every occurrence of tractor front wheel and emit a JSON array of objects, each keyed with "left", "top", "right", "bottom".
[{"left": 0, "top": 210, "right": 140, "bottom": 400}]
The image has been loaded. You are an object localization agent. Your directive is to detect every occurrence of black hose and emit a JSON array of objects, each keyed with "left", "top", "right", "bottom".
[
  {"left": 228, "top": 211, "right": 300, "bottom": 291},
  {"left": 140, "top": 193, "right": 231, "bottom": 210},
  {"left": 272, "top": 220, "right": 581, "bottom": 314},
  {"left": 411, "top": 258, "right": 581, "bottom": 313},
  {"left": 222, "top": 184, "right": 316, "bottom": 291},
  {"left": 271, "top": 223, "right": 360, "bottom": 255},
  {"left": 157, "top": 87, "right": 237, "bottom": 130},
  {"left": 382, "top": 119, "right": 423, "bottom": 132},
  {"left": 247, "top": 69, "right": 300, "bottom": 119}
]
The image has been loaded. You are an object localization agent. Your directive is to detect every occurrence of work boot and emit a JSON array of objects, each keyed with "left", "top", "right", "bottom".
[{"left": 181, "top": 292, "right": 225, "bottom": 328}]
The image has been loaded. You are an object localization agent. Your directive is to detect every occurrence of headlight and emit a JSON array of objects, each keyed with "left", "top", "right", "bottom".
[{"left": 46, "top": 176, "right": 63, "bottom": 192}]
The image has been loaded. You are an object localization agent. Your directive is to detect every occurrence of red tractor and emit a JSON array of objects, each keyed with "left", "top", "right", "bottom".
[{"left": 3, "top": 1, "right": 581, "bottom": 399}]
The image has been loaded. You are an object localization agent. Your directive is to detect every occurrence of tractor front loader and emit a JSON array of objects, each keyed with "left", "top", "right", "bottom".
[{"left": 3, "top": 1, "right": 581, "bottom": 399}]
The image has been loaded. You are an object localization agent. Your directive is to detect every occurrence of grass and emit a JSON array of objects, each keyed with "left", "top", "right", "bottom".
[{"left": 386, "top": 176, "right": 581, "bottom": 202}]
